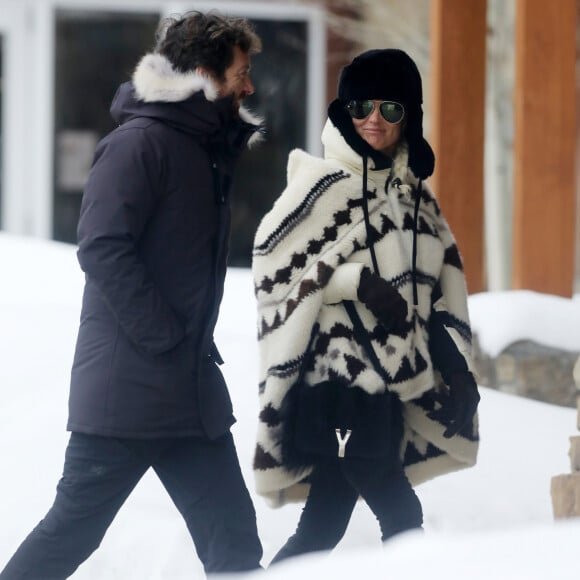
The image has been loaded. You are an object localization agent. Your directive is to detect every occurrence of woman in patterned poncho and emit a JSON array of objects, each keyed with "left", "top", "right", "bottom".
[{"left": 252, "top": 49, "right": 480, "bottom": 563}]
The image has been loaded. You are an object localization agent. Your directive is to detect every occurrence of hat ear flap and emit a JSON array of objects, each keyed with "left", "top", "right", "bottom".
[{"left": 405, "top": 105, "right": 435, "bottom": 179}]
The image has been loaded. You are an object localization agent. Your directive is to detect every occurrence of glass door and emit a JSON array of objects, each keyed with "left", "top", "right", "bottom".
[
  {"left": 50, "top": 3, "right": 325, "bottom": 264},
  {"left": 53, "top": 9, "right": 160, "bottom": 243},
  {"left": 228, "top": 17, "right": 308, "bottom": 265},
  {"left": 172, "top": 2, "right": 325, "bottom": 266}
]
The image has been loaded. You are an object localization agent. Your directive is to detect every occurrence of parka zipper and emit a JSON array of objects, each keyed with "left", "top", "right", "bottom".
[{"left": 196, "top": 155, "right": 228, "bottom": 372}]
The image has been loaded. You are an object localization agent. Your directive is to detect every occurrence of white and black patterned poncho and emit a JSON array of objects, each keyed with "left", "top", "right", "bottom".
[{"left": 252, "top": 119, "right": 479, "bottom": 507}]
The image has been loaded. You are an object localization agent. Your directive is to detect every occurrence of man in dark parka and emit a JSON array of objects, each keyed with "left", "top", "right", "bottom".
[{"left": 0, "top": 11, "right": 264, "bottom": 579}]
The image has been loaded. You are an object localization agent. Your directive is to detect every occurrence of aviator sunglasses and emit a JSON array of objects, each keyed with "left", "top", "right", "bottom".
[{"left": 346, "top": 100, "right": 405, "bottom": 124}]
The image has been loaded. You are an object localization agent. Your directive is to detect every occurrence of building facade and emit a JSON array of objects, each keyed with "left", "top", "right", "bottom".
[
  {"left": 1, "top": 0, "right": 578, "bottom": 292},
  {"left": 0, "top": 0, "right": 329, "bottom": 265}
]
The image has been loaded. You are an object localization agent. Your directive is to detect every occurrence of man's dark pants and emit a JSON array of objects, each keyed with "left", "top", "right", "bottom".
[{"left": 0, "top": 432, "right": 263, "bottom": 579}]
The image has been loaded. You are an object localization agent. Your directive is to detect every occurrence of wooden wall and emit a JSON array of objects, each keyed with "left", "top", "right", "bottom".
[
  {"left": 430, "top": 0, "right": 487, "bottom": 294},
  {"left": 430, "top": 0, "right": 577, "bottom": 297},
  {"left": 512, "top": 0, "right": 577, "bottom": 297}
]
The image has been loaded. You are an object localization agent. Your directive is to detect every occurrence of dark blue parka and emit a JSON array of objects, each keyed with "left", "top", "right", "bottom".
[{"left": 67, "top": 54, "right": 262, "bottom": 439}]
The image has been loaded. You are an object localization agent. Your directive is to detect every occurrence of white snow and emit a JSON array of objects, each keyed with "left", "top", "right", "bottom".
[
  {"left": 0, "top": 232, "right": 579, "bottom": 579},
  {"left": 469, "top": 290, "right": 580, "bottom": 357}
]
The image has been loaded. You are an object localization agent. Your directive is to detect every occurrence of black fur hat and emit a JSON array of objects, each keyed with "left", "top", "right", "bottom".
[{"left": 329, "top": 48, "right": 435, "bottom": 179}]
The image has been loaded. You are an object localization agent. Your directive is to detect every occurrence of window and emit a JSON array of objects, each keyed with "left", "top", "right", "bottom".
[
  {"left": 229, "top": 17, "right": 308, "bottom": 265},
  {"left": 53, "top": 10, "right": 160, "bottom": 242}
]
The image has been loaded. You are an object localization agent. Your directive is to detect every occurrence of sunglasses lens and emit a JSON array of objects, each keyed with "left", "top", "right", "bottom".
[
  {"left": 347, "top": 100, "right": 374, "bottom": 119},
  {"left": 379, "top": 102, "right": 404, "bottom": 124}
]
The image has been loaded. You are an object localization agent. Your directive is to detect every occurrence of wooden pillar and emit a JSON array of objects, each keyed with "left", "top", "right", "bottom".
[
  {"left": 513, "top": 0, "right": 576, "bottom": 297},
  {"left": 430, "top": 0, "right": 487, "bottom": 294}
]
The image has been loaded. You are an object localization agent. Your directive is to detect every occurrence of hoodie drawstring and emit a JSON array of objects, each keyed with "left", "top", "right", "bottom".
[
  {"left": 362, "top": 154, "right": 381, "bottom": 275},
  {"left": 411, "top": 180, "right": 422, "bottom": 307}
]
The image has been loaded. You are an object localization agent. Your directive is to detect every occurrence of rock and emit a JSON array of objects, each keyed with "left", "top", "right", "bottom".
[
  {"left": 551, "top": 473, "right": 580, "bottom": 518},
  {"left": 569, "top": 436, "right": 580, "bottom": 472},
  {"left": 472, "top": 335, "right": 579, "bottom": 408},
  {"left": 573, "top": 356, "right": 580, "bottom": 391}
]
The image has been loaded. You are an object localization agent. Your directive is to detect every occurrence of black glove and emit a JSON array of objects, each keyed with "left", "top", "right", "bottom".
[
  {"left": 357, "top": 267, "right": 408, "bottom": 332},
  {"left": 428, "top": 371, "right": 480, "bottom": 438}
]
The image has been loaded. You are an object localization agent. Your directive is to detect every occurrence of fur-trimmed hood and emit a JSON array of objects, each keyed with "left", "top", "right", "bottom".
[{"left": 110, "top": 53, "right": 264, "bottom": 147}]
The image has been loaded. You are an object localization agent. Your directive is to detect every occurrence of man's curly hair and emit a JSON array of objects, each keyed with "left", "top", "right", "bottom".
[{"left": 156, "top": 11, "right": 261, "bottom": 81}]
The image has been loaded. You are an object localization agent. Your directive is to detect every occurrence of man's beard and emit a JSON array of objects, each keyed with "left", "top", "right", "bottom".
[{"left": 232, "top": 92, "right": 250, "bottom": 115}]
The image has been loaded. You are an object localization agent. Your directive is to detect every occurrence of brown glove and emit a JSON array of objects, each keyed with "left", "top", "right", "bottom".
[{"left": 357, "top": 267, "right": 408, "bottom": 333}]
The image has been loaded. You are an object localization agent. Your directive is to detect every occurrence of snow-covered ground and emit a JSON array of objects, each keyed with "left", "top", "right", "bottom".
[{"left": 1, "top": 232, "right": 579, "bottom": 579}]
